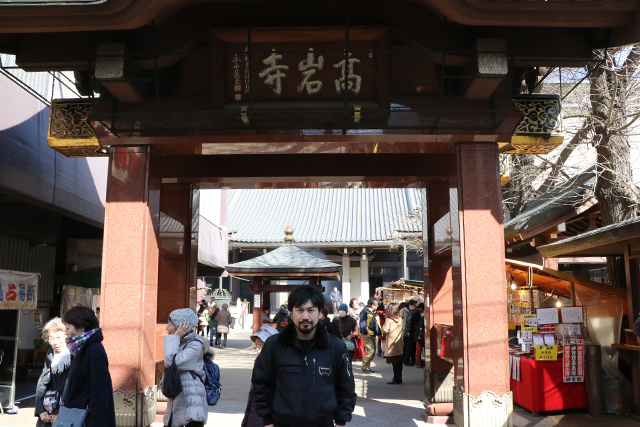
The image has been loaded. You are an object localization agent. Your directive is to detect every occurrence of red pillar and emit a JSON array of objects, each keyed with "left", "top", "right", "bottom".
[
  {"left": 253, "top": 276, "right": 263, "bottom": 333},
  {"left": 101, "top": 147, "right": 160, "bottom": 395},
  {"left": 450, "top": 143, "right": 511, "bottom": 427},
  {"left": 424, "top": 182, "right": 455, "bottom": 404}
]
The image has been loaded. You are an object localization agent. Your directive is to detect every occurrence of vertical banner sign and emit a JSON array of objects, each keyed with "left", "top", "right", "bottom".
[
  {"left": 254, "top": 294, "right": 261, "bottom": 309},
  {"left": 0, "top": 270, "right": 39, "bottom": 310},
  {"left": 563, "top": 339, "right": 584, "bottom": 383},
  {"left": 34, "top": 312, "right": 43, "bottom": 329}
]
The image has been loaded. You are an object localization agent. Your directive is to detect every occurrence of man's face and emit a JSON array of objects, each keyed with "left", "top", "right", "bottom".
[
  {"left": 334, "top": 287, "right": 338, "bottom": 292},
  {"left": 292, "top": 300, "right": 319, "bottom": 336}
]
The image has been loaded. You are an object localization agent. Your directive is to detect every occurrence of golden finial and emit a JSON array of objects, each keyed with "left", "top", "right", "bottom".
[{"left": 284, "top": 226, "right": 295, "bottom": 245}]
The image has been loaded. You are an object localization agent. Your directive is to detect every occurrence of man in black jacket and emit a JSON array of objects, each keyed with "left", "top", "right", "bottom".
[
  {"left": 403, "top": 300, "right": 420, "bottom": 366},
  {"left": 251, "top": 285, "right": 357, "bottom": 427}
]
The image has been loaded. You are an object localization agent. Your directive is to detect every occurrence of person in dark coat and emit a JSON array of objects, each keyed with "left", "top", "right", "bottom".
[
  {"left": 62, "top": 305, "right": 116, "bottom": 427},
  {"left": 251, "top": 286, "right": 357, "bottom": 427},
  {"left": 329, "top": 303, "right": 358, "bottom": 362},
  {"left": 272, "top": 305, "right": 291, "bottom": 332},
  {"left": 35, "top": 318, "right": 71, "bottom": 427},
  {"left": 241, "top": 325, "right": 279, "bottom": 427}
]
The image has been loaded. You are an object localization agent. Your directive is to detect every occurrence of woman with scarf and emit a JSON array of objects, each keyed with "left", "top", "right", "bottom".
[
  {"left": 163, "top": 308, "right": 211, "bottom": 427},
  {"left": 35, "top": 318, "right": 71, "bottom": 427},
  {"left": 61, "top": 305, "right": 116, "bottom": 427}
]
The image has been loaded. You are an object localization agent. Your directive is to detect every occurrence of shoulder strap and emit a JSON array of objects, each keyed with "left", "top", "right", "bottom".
[{"left": 182, "top": 338, "right": 199, "bottom": 350}]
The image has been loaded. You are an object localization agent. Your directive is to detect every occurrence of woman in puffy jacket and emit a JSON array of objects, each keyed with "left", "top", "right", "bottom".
[{"left": 163, "top": 308, "right": 211, "bottom": 427}]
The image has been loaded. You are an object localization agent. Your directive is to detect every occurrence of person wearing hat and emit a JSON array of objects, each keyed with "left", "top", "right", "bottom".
[
  {"left": 251, "top": 325, "right": 278, "bottom": 354},
  {"left": 163, "top": 308, "right": 212, "bottom": 427},
  {"left": 330, "top": 303, "right": 358, "bottom": 362},
  {"left": 241, "top": 325, "right": 279, "bottom": 427}
]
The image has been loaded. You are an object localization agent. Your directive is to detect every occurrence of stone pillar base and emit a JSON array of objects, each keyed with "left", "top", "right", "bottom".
[
  {"left": 453, "top": 387, "right": 513, "bottom": 427},
  {"left": 113, "top": 386, "right": 157, "bottom": 427},
  {"left": 421, "top": 412, "right": 454, "bottom": 425},
  {"left": 426, "top": 367, "right": 456, "bottom": 403}
]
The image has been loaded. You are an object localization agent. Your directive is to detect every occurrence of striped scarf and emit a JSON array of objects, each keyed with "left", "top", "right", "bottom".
[{"left": 66, "top": 329, "right": 98, "bottom": 356}]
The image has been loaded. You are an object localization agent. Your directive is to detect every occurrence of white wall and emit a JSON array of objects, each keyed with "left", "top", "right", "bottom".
[
  {"left": 18, "top": 307, "right": 50, "bottom": 349},
  {"left": 350, "top": 266, "right": 361, "bottom": 302},
  {"left": 200, "top": 190, "right": 223, "bottom": 227}
]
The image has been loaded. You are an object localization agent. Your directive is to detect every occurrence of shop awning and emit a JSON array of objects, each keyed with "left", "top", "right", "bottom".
[
  {"left": 54, "top": 267, "right": 101, "bottom": 289},
  {"left": 505, "top": 259, "right": 626, "bottom": 299}
]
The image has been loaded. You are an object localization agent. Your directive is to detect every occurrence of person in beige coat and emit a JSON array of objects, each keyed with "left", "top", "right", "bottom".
[
  {"left": 163, "top": 308, "right": 212, "bottom": 427},
  {"left": 215, "top": 304, "right": 232, "bottom": 349},
  {"left": 381, "top": 303, "right": 404, "bottom": 385}
]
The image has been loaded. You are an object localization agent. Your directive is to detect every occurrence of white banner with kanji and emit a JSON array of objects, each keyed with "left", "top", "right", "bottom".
[
  {"left": 0, "top": 270, "right": 39, "bottom": 309},
  {"left": 563, "top": 338, "right": 585, "bottom": 383}
]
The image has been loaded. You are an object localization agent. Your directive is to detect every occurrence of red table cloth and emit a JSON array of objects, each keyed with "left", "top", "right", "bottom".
[{"left": 510, "top": 356, "right": 588, "bottom": 413}]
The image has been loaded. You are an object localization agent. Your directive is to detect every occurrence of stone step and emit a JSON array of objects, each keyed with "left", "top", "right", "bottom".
[{"left": 421, "top": 410, "right": 455, "bottom": 425}]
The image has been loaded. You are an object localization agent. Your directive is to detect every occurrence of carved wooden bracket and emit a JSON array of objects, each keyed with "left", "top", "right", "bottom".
[
  {"left": 503, "top": 94, "right": 564, "bottom": 155},
  {"left": 47, "top": 100, "right": 106, "bottom": 157}
]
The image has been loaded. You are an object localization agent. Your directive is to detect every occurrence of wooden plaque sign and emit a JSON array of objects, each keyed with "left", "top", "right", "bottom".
[{"left": 211, "top": 28, "right": 390, "bottom": 108}]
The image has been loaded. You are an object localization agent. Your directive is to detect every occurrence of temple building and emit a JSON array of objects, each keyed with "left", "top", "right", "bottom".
[{"left": 224, "top": 188, "right": 424, "bottom": 306}]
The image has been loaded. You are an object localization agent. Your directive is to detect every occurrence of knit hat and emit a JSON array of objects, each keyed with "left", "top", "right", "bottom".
[
  {"left": 169, "top": 308, "right": 199, "bottom": 328},
  {"left": 338, "top": 303, "right": 349, "bottom": 312},
  {"left": 250, "top": 325, "right": 278, "bottom": 343}
]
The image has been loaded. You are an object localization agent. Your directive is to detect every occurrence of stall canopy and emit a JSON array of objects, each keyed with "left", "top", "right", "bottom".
[
  {"left": 54, "top": 267, "right": 101, "bottom": 289},
  {"left": 377, "top": 280, "right": 424, "bottom": 301},
  {"left": 505, "top": 259, "right": 626, "bottom": 299}
]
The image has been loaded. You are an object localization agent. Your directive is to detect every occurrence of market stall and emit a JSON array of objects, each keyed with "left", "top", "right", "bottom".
[
  {"left": 0, "top": 270, "right": 39, "bottom": 412},
  {"left": 375, "top": 279, "right": 424, "bottom": 303},
  {"left": 505, "top": 259, "right": 627, "bottom": 415}
]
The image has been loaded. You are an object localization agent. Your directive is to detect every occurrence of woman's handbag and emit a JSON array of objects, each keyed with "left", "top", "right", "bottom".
[
  {"left": 343, "top": 338, "right": 355, "bottom": 351},
  {"left": 52, "top": 380, "right": 89, "bottom": 427},
  {"left": 161, "top": 353, "right": 183, "bottom": 399},
  {"left": 353, "top": 337, "right": 366, "bottom": 360},
  {"left": 338, "top": 319, "right": 355, "bottom": 351},
  {"left": 52, "top": 406, "right": 89, "bottom": 427}
]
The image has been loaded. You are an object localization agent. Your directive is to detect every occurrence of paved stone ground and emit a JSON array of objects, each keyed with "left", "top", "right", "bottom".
[{"left": 3, "top": 328, "right": 640, "bottom": 427}]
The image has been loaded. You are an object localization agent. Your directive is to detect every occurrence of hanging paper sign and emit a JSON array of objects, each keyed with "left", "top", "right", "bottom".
[
  {"left": 563, "top": 339, "right": 584, "bottom": 383},
  {"left": 34, "top": 312, "right": 43, "bottom": 329},
  {"left": 536, "top": 308, "right": 560, "bottom": 325},
  {"left": 540, "top": 325, "right": 556, "bottom": 334},
  {"left": 560, "top": 306, "right": 585, "bottom": 324},
  {"left": 254, "top": 294, "right": 261, "bottom": 309},
  {"left": 521, "top": 314, "right": 538, "bottom": 331},
  {"left": 0, "top": 270, "right": 39, "bottom": 310},
  {"left": 535, "top": 345, "right": 558, "bottom": 361}
]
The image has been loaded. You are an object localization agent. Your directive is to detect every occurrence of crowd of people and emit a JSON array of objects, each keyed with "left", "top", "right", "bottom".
[
  {"left": 197, "top": 301, "right": 233, "bottom": 349},
  {"left": 308, "top": 291, "right": 425, "bottom": 385},
  {"left": 32, "top": 287, "right": 422, "bottom": 427}
]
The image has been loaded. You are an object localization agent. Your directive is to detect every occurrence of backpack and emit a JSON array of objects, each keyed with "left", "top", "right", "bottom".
[
  {"left": 176, "top": 338, "right": 222, "bottom": 406},
  {"left": 202, "top": 354, "right": 221, "bottom": 406},
  {"left": 368, "top": 312, "right": 381, "bottom": 336}
]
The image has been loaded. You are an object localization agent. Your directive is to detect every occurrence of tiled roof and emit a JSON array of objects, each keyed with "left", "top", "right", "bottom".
[
  {"left": 225, "top": 244, "right": 342, "bottom": 274},
  {"left": 504, "top": 168, "right": 595, "bottom": 236},
  {"left": 228, "top": 188, "right": 423, "bottom": 244},
  {"left": 539, "top": 215, "right": 640, "bottom": 252}
]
